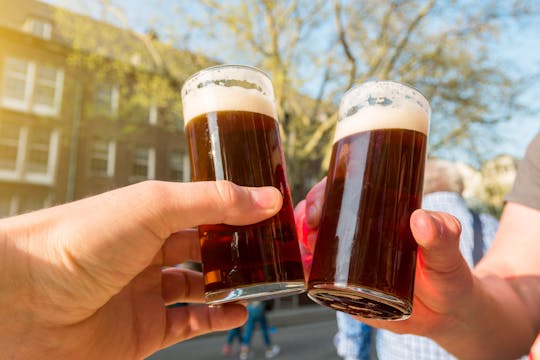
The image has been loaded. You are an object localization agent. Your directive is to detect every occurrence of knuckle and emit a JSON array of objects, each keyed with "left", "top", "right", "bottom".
[
  {"left": 136, "top": 180, "right": 169, "bottom": 200},
  {"left": 213, "top": 180, "right": 242, "bottom": 207},
  {"left": 447, "top": 214, "right": 462, "bottom": 237},
  {"left": 132, "top": 180, "right": 172, "bottom": 234}
]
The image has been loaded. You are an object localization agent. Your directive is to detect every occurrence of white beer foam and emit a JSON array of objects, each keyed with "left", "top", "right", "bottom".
[
  {"left": 333, "top": 104, "right": 429, "bottom": 143},
  {"left": 182, "top": 85, "right": 277, "bottom": 126}
]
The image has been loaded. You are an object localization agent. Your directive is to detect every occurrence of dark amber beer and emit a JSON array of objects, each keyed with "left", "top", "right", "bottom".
[
  {"left": 307, "top": 81, "right": 430, "bottom": 320},
  {"left": 181, "top": 65, "right": 304, "bottom": 304}
]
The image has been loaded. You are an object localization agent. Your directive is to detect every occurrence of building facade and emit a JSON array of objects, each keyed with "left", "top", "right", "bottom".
[{"left": 0, "top": 0, "right": 192, "bottom": 217}]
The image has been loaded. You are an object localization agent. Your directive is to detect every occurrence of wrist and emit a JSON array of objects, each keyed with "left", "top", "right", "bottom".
[{"left": 438, "top": 272, "right": 535, "bottom": 360}]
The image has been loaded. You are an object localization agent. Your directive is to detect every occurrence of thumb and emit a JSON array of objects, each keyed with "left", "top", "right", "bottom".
[
  {"left": 171, "top": 180, "right": 283, "bottom": 229},
  {"left": 81, "top": 180, "right": 284, "bottom": 240},
  {"left": 410, "top": 209, "right": 473, "bottom": 305},
  {"left": 305, "top": 177, "right": 327, "bottom": 228},
  {"left": 411, "top": 209, "right": 464, "bottom": 271},
  {"left": 42, "top": 181, "right": 283, "bottom": 286}
]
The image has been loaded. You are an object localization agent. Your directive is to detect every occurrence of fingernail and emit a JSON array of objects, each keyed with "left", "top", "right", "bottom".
[
  {"left": 306, "top": 200, "right": 321, "bottom": 227},
  {"left": 251, "top": 188, "right": 280, "bottom": 209}
]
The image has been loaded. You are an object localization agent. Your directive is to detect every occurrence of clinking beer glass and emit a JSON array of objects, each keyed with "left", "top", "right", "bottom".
[
  {"left": 181, "top": 65, "right": 305, "bottom": 305},
  {"left": 307, "top": 81, "right": 430, "bottom": 320}
]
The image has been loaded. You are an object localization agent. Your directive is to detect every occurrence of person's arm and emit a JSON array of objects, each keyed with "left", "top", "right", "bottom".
[
  {"left": 0, "top": 180, "right": 283, "bottom": 359},
  {"left": 474, "top": 201, "right": 540, "bottom": 340}
]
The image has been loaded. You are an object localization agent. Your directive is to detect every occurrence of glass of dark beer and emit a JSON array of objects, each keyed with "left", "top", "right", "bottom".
[
  {"left": 181, "top": 65, "right": 305, "bottom": 305},
  {"left": 307, "top": 81, "right": 430, "bottom": 320}
]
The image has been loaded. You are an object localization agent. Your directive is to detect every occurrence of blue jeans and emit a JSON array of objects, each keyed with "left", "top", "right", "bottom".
[
  {"left": 242, "top": 303, "right": 271, "bottom": 347},
  {"left": 226, "top": 327, "right": 243, "bottom": 345}
]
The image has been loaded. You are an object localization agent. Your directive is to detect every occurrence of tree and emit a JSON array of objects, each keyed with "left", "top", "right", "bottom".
[
  {"left": 172, "top": 0, "right": 538, "bottom": 199},
  {"left": 55, "top": 0, "right": 539, "bottom": 200}
]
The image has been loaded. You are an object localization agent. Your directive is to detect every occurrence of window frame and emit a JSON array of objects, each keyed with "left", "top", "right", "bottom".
[
  {"left": 0, "top": 192, "right": 52, "bottom": 217},
  {"left": 93, "top": 83, "right": 120, "bottom": 117},
  {"left": 23, "top": 18, "right": 53, "bottom": 40},
  {"left": 1, "top": 57, "right": 64, "bottom": 117},
  {"left": 169, "top": 151, "right": 190, "bottom": 182},
  {"left": 89, "top": 138, "right": 116, "bottom": 177},
  {"left": 130, "top": 146, "right": 156, "bottom": 182},
  {"left": 148, "top": 103, "right": 158, "bottom": 125},
  {"left": 32, "top": 64, "right": 64, "bottom": 117},
  {"left": 0, "top": 124, "right": 59, "bottom": 185}
]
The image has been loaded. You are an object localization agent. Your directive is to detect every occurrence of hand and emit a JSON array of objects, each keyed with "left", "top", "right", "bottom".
[
  {"left": 300, "top": 179, "right": 537, "bottom": 360},
  {"left": 0, "top": 180, "right": 283, "bottom": 359}
]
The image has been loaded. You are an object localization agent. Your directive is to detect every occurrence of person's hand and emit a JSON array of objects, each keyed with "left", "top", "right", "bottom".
[
  {"left": 0, "top": 180, "right": 283, "bottom": 359},
  {"left": 300, "top": 179, "right": 537, "bottom": 360},
  {"left": 294, "top": 178, "right": 326, "bottom": 278}
]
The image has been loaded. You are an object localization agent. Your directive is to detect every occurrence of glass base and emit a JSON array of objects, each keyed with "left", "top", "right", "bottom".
[
  {"left": 307, "top": 284, "right": 411, "bottom": 320},
  {"left": 206, "top": 282, "right": 306, "bottom": 305}
]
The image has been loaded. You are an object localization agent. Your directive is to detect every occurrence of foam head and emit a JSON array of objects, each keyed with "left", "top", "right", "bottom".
[
  {"left": 181, "top": 65, "right": 277, "bottom": 126},
  {"left": 334, "top": 81, "right": 430, "bottom": 143}
]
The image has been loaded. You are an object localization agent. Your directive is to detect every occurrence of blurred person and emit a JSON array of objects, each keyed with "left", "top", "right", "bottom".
[
  {"left": 333, "top": 315, "right": 373, "bottom": 360},
  {"left": 240, "top": 300, "right": 280, "bottom": 360},
  {"left": 297, "top": 131, "right": 540, "bottom": 359},
  {"left": 0, "top": 180, "right": 284, "bottom": 359},
  {"left": 332, "top": 158, "right": 499, "bottom": 360},
  {"left": 222, "top": 326, "right": 244, "bottom": 356}
]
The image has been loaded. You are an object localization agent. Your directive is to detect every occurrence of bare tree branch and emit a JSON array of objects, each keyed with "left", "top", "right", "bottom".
[
  {"left": 333, "top": 0, "right": 357, "bottom": 89},
  {"left": 381, "top": 0, "right": 437, "bottom": 78},
  {"left": 300, "top": 113, "right": 338, "bottom": 157},
  {"left": 362, "top": 2, "right": 396, "bottom": 80}
]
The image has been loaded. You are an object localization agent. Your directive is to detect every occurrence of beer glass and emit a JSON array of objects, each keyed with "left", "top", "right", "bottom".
[
  {"left": 181, "top": 65, "right": 305, "bottom": 305},
  {"left": 307, "top": 81, "right": 430, "bottom": 320}
]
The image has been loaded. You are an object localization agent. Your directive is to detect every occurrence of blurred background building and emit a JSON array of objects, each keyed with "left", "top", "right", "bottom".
[{"left": 0, "top": 0, "right": 204, "bottom": 216}]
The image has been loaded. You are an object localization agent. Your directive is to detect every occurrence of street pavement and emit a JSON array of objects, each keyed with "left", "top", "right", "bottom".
[{"left": 147, "top": 305, "right": 342, "bottom": 360}]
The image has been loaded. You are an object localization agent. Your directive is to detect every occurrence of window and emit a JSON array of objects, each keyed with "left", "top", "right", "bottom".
[
  {"left": 23, "top": 18, "right": 52, "bottom": 40},
  {"left": 0, "top": 123, "right": 59, "bottom": 185},
  {"left": 90, "top": 138, "right": 116, "bottom": 177},
  {"left": 26, "top": 129, "right": 51, "bottom": 174},
  {"left": 148, "top": 103, "right": 158, "bottom": 125},
  {"left": 33, "top": 64, "right": 63, "bottom": 115},
  {"left": 131, "top": 146, "right": 155, "bottom": 181},
  {"left": 0, "top": 192, "right": 51, "bottom": 217},
  {"left": 0, "top": 122, "right": 21, "bottom": 171},
  {"left": 19, "top": 193, "right": 48, "bottom": 214},
  {"left": 1, "top": 57, "right": 64, "bottom": 116},
  {"left": 0, "top": 193, "right": 14, "bottom": 218},
  {"left": 169, "top": 151, "right": 190, "bottom": 182},
  {"left": 94, "top": 84, "right": 119, "bottom": 116},
  {"left": 2, "top": 58, "right": 32, "bottom": 110}
]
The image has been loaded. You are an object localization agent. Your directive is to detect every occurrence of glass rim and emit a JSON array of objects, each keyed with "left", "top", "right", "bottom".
[
  {"left": 181, "top": 64, "right": 272, "bottom": 99},
  {"left": 339, "top": 80, "right": 430, "bottom": 114}
]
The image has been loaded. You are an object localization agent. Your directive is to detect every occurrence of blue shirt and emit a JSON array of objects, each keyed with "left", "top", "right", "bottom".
[{"left": 334, "top": 191, "right": 499, "bottom": 360}]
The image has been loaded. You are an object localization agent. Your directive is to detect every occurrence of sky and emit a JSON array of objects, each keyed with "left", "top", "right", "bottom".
[{"left": 45, "top": 0, "right": 540, "bottom": 162}]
